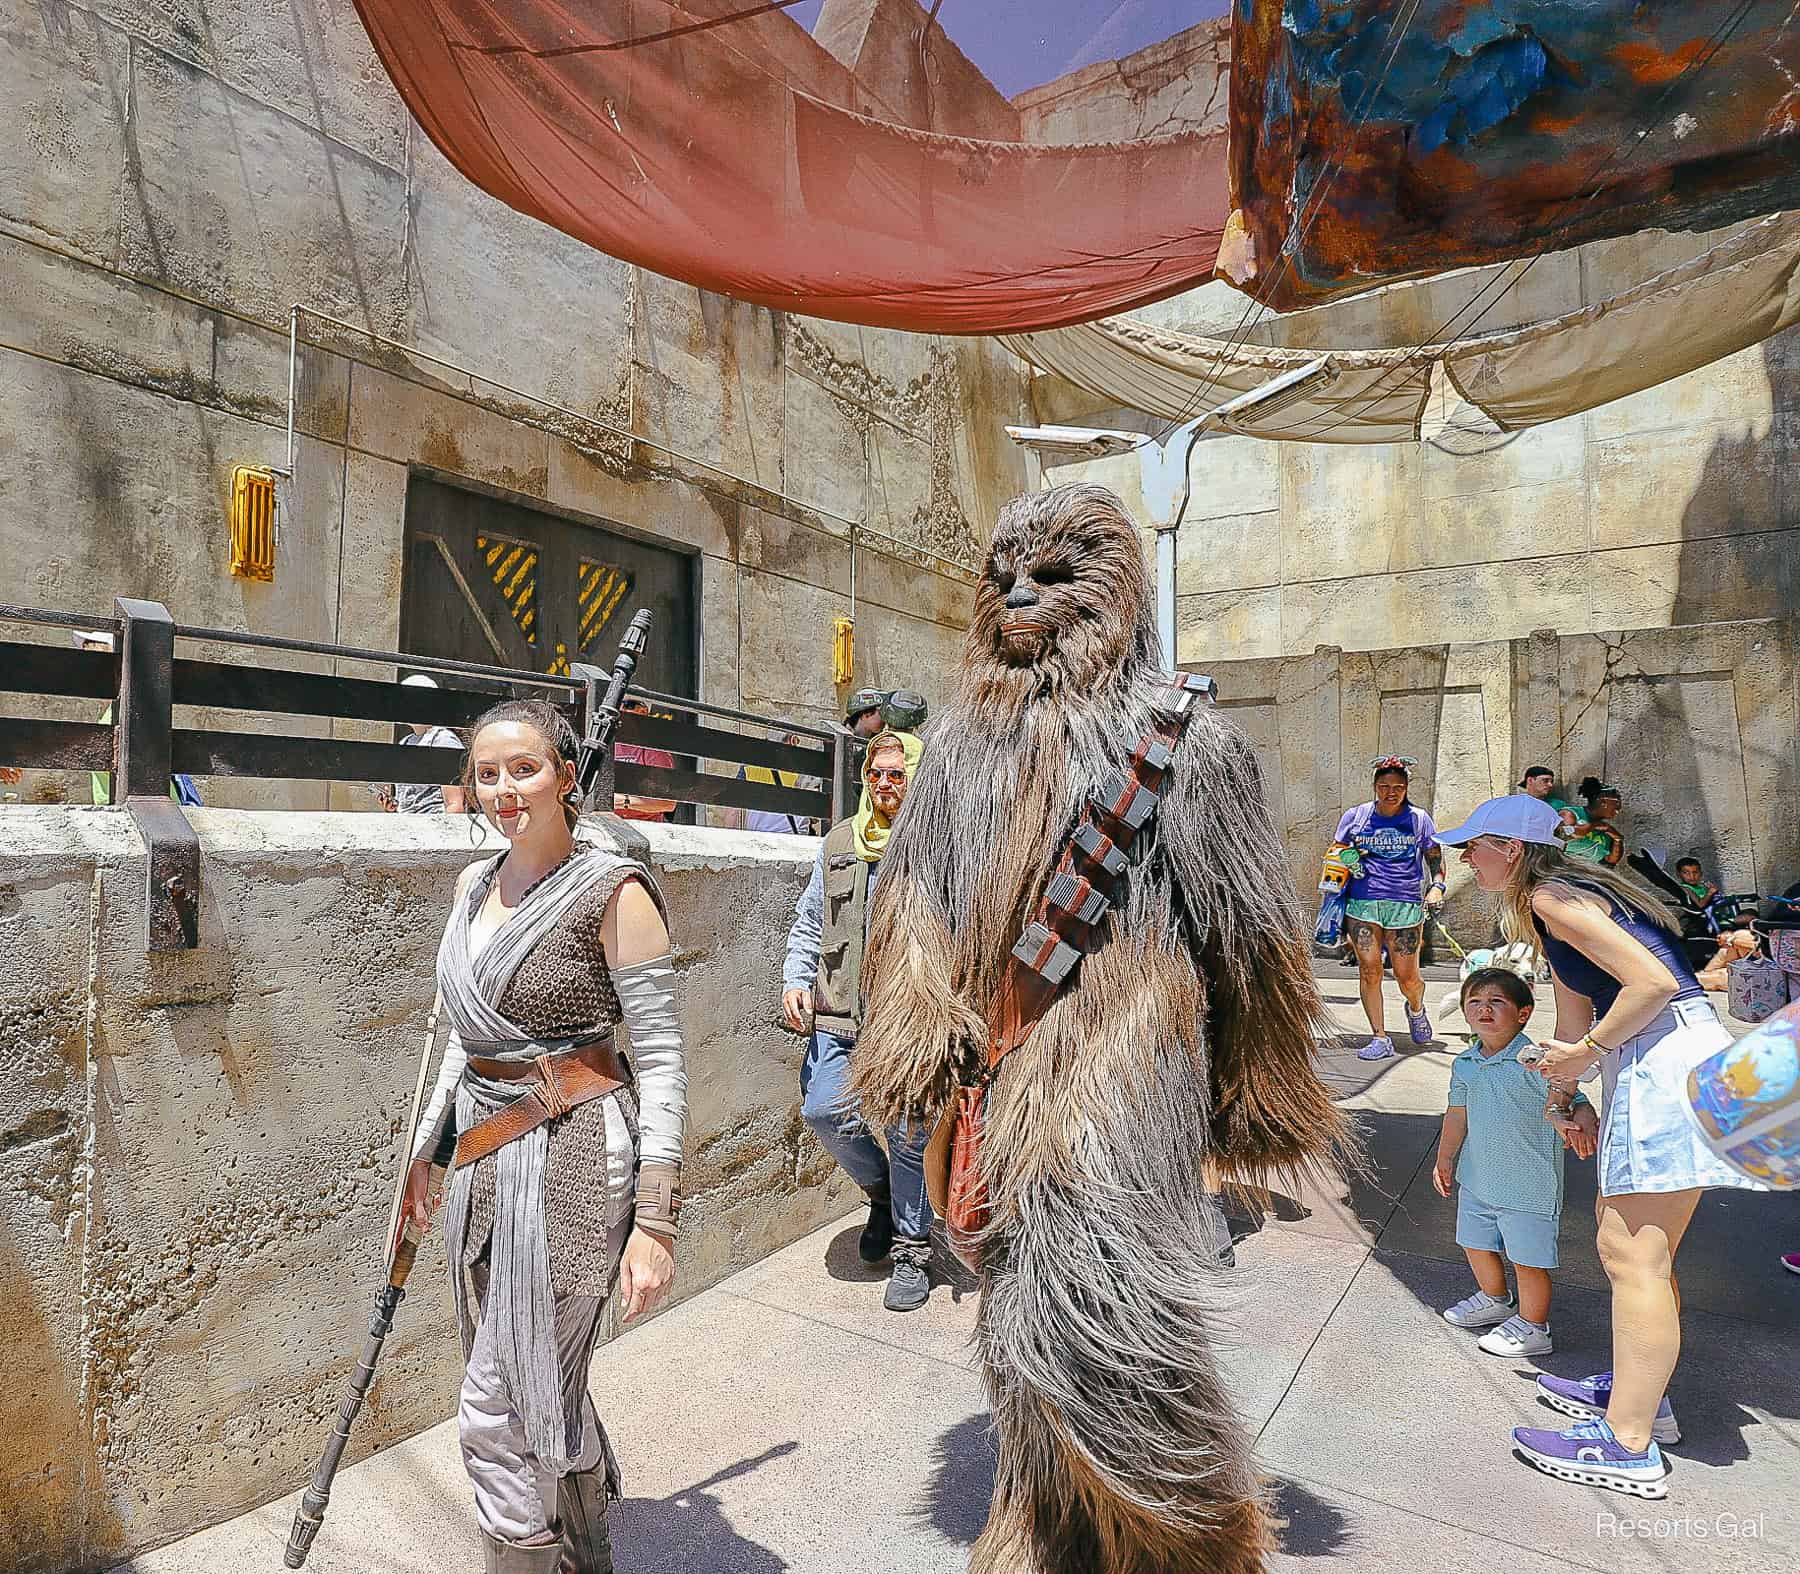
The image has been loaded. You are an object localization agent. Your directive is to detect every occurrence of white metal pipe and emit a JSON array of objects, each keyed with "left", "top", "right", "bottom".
[
  {"left": 1155, "top": 524, "right": 1176, "bottom": 666},
  {"left": 280, "top": 306, "right": 298, "bottom": 476}
]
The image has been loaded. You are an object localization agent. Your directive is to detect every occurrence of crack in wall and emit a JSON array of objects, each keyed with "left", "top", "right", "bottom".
[{"left": 1552, "top": 631, "right": 1639, "bottom": 759}]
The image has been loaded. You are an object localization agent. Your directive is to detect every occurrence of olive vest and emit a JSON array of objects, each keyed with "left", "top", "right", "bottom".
[{"left": 813, "top": 818, "right": 876, "bottom": 1038}]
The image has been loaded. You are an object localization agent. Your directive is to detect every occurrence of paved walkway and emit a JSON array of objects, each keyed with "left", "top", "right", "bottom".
[{"left": 120, "top": 975, "right": 1798, "bottom": 1573}]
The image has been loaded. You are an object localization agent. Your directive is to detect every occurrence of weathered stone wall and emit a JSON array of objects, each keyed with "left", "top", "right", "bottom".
[
  {"left": 1013, "top": 17, "right": 1230, "bottom": 143},
  {"left": 0, "top": 808, "right": 840, "bottom": 1573},
  {"left": 1032, "top": 224, "right": 1800, "bottom": 659},
  {"left": 0, "top": 0, "right": 1030, "bottom": 810},
  {"left": 1203, "top": 620, "right": 1800, "bottom": 936}
]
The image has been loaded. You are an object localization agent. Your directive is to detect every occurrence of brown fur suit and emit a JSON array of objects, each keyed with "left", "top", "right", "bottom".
[{"left": 853, "top": 484, "right": 1345, "bottom": 1574}]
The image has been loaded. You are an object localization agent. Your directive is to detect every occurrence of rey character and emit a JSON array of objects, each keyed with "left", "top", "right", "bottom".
[{"left": 397, "top": 699, "right": 687, "bottom": 1573}]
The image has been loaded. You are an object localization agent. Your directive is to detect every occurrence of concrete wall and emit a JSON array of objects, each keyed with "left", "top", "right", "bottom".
[
  {"left": 1033, "top": 223, "right": 1800, "bottom": 660},
  {"left": 1203, "top": 620, "right": 1800, "bottom": 936},
  {"left": 0, "top": 808, "right": 841, "bottom": 1573},
  {"left": 0, "top": 0, "right": 1031, "bottom": 810},
  {"left": 1014, "top": 17, "right": 1230, "bottom": 143}
]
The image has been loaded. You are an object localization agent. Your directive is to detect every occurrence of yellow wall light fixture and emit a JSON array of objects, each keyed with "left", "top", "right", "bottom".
[
  {"left": 831, "top": 614, "right": 854, "bottom": 686},
  {"left": 229, "top": 466, "right": 278, "bottom": 582}
]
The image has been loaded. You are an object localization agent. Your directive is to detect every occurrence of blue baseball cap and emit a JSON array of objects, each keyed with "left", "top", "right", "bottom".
[{"left": 1436, "top": 793, "right": 1563, "bottom": 847}]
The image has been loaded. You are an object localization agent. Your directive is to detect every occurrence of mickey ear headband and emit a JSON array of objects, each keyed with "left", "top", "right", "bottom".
[{"left": 1370, "top": 755, "right": 1418, "bottom": 773}]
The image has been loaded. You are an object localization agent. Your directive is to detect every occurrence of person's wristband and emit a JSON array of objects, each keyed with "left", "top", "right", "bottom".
[
  {"left": 634, "top": 1160, "right": 683, "bottom": 1238},
  {"left": 1580, "top": 1032, "right": 1610, "bottom": 1061}
]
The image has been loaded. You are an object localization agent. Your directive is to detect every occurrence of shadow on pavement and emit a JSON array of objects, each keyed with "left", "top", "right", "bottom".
[
  {"left": 1375, "top": 1244, "right": 1800, "bottom": 1471},
  {"left": 918, "top": 1420, "right": 1360, "bottom": 1560},
  {"left": 1316, "top": 1036, "right": 1455, "bottom": 1100},
  {"left": 612, "top": 1441, "right": 799, "bottom": 1573},
  {"left": 821, "top": 1221, "right": 886, "bottom": 1285},
  {"left": 1270, "top": 1477, "right": 1354, "bottom": 1558},
  {"left": 1272, "top": 1109, "right": 1439, "bottom": 1250},
  {"left": 920, "top": 1412, "right": 997, "bottom": 1546},
  {"left": 821, "top": 1222, "right": 981, "bottom": 1303}
]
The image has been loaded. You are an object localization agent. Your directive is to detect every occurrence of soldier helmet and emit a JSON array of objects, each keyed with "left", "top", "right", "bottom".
[
  {"left": 845, "top": 687, "right": 888, "bottom": 725},
  {"left": 880, "top": 689, "right": 928, "bottom": 731}
]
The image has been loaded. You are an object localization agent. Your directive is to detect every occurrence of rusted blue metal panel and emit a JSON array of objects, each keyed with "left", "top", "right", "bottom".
[{"left": 1224, "top": 0, "right": 1800, "bottom": 308}]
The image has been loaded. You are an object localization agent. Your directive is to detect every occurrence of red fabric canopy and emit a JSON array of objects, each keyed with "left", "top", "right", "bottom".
[{"left": 351, "top": 1, "right": 1231, "bottom": 334}]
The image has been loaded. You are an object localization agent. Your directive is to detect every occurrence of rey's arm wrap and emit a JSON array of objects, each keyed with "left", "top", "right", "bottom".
[
  {"left": 615, "top": 955, "right": 687, "bottom": 1237},
  {"left": 409, "top": 1024, "right": 465, "bottom": 1166}
]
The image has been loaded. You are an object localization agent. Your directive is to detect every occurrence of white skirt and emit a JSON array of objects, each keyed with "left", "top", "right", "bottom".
[{"left": 1597, "top": 998, "right": 1772, "bottom": 1196}]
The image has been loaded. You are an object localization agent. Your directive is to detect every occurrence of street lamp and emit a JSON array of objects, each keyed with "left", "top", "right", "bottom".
[{"left": 1002, "top": 424, "right": 1151, "bottom": 461}]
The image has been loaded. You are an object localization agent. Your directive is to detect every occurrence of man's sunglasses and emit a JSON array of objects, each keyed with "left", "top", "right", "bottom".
[{"left": 867, "top": 767, "right": 907, "bottom": 784}]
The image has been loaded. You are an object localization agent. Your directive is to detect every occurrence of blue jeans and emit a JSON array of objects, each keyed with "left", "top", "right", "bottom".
[{"left": 800, "top": 1031, "right": 934, "bottom": 1241}]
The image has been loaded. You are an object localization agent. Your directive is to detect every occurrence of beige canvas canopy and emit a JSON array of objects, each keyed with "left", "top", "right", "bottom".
[{"left": 1000, "top": 213, "right": 1800, "bottom": 443}]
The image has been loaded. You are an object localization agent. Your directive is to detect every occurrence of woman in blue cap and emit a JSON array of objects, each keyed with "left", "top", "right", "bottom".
[{"left": 1437, "top": 793, "right": 1769, "bottom": 1501}]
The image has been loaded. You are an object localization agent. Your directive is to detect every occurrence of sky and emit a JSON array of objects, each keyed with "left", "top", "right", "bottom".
[{"left": 782, "top": 1, "right": 1233, "bottom": 99}]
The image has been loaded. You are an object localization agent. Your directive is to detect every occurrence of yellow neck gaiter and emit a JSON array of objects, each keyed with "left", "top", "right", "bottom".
[{"left": 852, "top": 728, "right": 923, "bottom": 862}]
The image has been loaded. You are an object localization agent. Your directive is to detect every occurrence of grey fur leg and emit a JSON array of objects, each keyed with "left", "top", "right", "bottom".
[
  {"left": 482, "top": 1529, "right": 565, "bottom": 1573},
  {"left": 558, "top": 1463, "right": 615, "bottom": 1574}
]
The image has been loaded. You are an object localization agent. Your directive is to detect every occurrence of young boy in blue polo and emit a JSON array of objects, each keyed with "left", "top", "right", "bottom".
[{"left": 1435, "top": 967, "right": 1598, "bottom": 1357}]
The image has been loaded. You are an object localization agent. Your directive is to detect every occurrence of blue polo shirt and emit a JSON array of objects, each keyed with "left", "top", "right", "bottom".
[{"left": 1448, "top": 1032, "right": 1588, "bottom": 1218}]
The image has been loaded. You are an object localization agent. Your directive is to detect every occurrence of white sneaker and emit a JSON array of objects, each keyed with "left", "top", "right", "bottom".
[
  {"left": 1442, "top": 1290, "right": 1516, "bottom": 1329},
  {"left": 1479, "top": 1314, "right": 1553, "bottom": 1357}
]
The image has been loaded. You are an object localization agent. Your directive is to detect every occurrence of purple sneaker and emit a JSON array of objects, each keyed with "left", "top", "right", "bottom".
[
  {"left": 1512, "top": 1419, "right": 1668, "bottom": 1497},
  {"left": 1406, "top": 1004, "right": 1434, "bottom": 1045},
  {"left": 1536, "top": 1371, "right": 1680, "bottom": 1444},
  {"left": 1357, "top": 1034, "right": 1397, "bottom": 1061}
]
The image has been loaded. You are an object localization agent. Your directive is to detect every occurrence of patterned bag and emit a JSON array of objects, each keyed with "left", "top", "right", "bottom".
[{"left": 1728, "top": 956, "right": 1788, "bottom": 1024}]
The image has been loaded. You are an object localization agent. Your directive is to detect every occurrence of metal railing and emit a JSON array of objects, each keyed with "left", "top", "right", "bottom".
[{"left": 2, "top": 598, "right": 856, "bottom": 947}]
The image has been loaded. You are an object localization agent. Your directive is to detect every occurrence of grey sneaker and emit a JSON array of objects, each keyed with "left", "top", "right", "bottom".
[
  {"left": 1442, "top": 1289, "right": 1516, "bottom": 1329},
  {"left": 1478, "top": 1314, "right": 1553, "bottom": 1357},
  {"left": 883, "top": 1241, "right": 930, "bottom": 1312}
]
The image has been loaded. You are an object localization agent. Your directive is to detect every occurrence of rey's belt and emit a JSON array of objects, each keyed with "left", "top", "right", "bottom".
[{"left": 453, "top": 1036, "right": 629, "bottom": 1170}]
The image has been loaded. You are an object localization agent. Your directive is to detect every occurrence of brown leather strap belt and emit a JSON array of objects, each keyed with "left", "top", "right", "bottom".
[
  {"left": 986, "top": 671, "right": 1217, "bottom": 1077},
  {"left": 453, "top": 1038, "right": 629, "bottom": 1170}
]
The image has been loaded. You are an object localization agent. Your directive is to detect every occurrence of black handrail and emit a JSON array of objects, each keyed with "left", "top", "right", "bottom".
[
  {"left": 627, "top": 684, "right": 838, "bottom": 744},
  {"left": 2, "top": 599, "right": 850, "bottom": 822},
  {"left": 172, "top": 621, "right": 581, "bottom": 693},
  {"left": 0, "top": 603, "right": 122, "bottom": 633}
]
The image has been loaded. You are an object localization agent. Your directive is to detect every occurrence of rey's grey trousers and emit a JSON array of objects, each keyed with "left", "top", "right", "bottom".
[{"left": 460, "top": 1210, "right": 631, "bottom": 1541}]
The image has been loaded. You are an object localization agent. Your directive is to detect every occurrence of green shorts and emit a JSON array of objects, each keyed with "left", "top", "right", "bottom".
[{"left": 1345, "top": 898, "right": 1425, "bottom": 931}]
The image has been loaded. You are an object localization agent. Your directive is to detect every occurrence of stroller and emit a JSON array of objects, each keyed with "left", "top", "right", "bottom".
[{"left": 1626, "top": 847, "right": 1800, "bottom": 971}]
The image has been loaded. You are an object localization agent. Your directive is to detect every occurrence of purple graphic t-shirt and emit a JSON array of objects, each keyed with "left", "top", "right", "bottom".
[{"left": 1334, "top": 803, "right": 1437, "bottom": 905}]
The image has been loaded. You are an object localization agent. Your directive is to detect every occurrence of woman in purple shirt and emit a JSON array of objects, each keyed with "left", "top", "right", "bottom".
[{"left": 1334, "top": 757, "right": 1447, "bottom": 1061}]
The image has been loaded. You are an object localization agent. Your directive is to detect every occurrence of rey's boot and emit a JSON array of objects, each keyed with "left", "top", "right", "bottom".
[
  {"left": 558, "top": 1463, "right": 615, "bottom": 1574},
  {"left": 482, "top": 1530, "right": 565, "bottom": 1573}
]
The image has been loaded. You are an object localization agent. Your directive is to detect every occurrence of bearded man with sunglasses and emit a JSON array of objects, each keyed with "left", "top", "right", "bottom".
[{"left": 781, "top": 728, "right": 936, "bottom": 1311}]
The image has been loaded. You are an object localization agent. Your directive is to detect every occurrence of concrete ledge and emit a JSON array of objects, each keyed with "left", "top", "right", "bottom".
[{"left": 0, "top": 808, "right": 839, "bottom": 1573}]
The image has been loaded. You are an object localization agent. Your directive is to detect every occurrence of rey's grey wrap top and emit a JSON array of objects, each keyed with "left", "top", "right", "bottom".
[{"left": 422, "top": 846, "right": 671, "bottom": 1473}]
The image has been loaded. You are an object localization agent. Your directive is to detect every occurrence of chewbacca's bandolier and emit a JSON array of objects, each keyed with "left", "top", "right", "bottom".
[{"left": 855, "top": 483, "right": 1346, "bottom": 1574}]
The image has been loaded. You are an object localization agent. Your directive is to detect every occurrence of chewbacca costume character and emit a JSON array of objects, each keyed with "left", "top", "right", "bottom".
[{"left": 853, "top": 484, "right": 1346, "bottom": 1574}]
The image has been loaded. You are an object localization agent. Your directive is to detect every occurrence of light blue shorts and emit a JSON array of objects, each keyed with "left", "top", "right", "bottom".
[
  {"left": 1597, "top": 998, "right": 1769, "bottom": 1195},
  {"left": 1456, "top": 1189, "right": 1560, "bottom": 1269}
]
